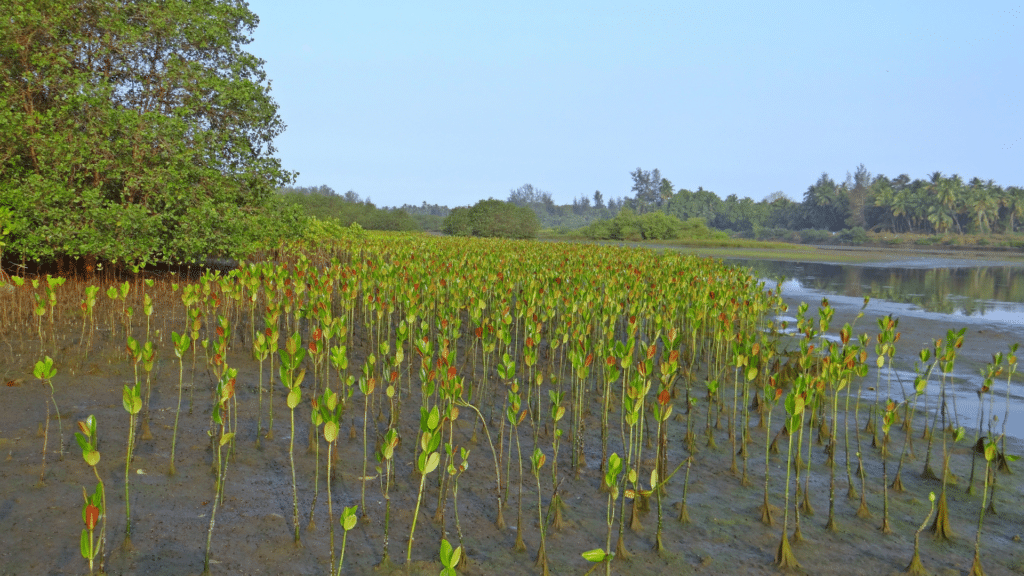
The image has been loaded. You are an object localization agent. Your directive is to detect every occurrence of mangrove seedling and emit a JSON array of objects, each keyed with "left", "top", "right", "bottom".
[
  {"left": 319, "top": 388, "right": 342, "bottom": 571},
  {"left": 34, "top": 356, "right": 61, "bottom": 484},
  {"left": 439, "top": 538, "right": 462, "bottom": 576},
  {"left": 81, "top": 484, "right": 103, "bottom": 576},
  {"left": 169, "top": 331, "right": 191, "bottom": 475},
  {"left": 337, "top": 505, "right": 358, "bottom": 576},
  {"left": 905, "top": 492, "right": 936, "bottom": 576},
  {"left": 531, "top": 447, "right": 549, "bottom": 576},
  {"left": 204, "top": 367, "right": 237, "bottom": 574},
  {"left": 75, "top": 415, "right": 106, "bottom": 575},
  {"left": 931, "top": 328, "right": 966, "bottom": 541},
  {"left": 279, "top": 331, "right": 307, "bottom": 546},
  {"left": 776, "top": 388, "right": 802, "bottom": 569},
  {"left": 376, "top": 427, "right": 399, "bottom": 570},
  {"left": 970, "top": 437, "right": 1000, "bottom": 576},
  {"left": 122, "top": 382, "right": 142, "bottom": 550},
  {"left": 407, "top": 404, "right": 442, "bottom": 566}
]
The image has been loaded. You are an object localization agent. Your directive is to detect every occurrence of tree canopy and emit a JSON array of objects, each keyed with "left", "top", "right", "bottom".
[
  {"left": 0, "top": 0, "right": 296, "bottom": 267},
  {"left": 278, "top": 186, "right": 419, "bottom": 232},
  {"left": 443, "top": 198, "right": 540, "bottom": 239}
]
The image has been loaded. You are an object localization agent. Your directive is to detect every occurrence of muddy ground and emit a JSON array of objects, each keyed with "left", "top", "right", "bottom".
[{"left": 2, "top": 288, "right": 1023, "bottom": 576}]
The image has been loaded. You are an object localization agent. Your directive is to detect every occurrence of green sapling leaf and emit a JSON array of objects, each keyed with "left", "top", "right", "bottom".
[{"left": 582, "top": 548, "right": 607, "bottom": 563}]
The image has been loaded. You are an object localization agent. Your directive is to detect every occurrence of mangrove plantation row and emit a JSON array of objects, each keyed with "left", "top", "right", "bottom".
[{"left": 0, "top": 231, "right": 1018, "bottom": 575}]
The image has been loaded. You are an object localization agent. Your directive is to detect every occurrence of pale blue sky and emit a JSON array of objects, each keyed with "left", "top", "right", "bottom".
[{"left": 246, "top": 1, "right": 1023, "bottom": 208}]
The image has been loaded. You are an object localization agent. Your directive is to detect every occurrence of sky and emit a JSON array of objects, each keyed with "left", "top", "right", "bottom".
[{"left": 245, "top": 1, "right": 1023, "bottom": 208}]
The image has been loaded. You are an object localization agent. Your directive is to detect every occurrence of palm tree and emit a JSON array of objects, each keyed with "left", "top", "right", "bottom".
[
  {"left": 928, "top": 172, "right": 965, "bottom": 234},
  {"left": 1001, "top": 186, "right": 1024, "bottom": 234},
  {"left": 967, "top": 178, "right": 998, "bottom": 234}
]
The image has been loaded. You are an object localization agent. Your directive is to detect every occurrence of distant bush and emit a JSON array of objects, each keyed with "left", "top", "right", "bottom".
[
  {"left": 442, "top": 199, "right": 540, "bottom": 239},
  {"left": 838, "top": 226, "right": 868, "bottom": 245},
  {"left": 798, "top": 229, "right": 833, "bottom": 244},
  {"left": 573, "top": 210, "right": 726, "bottom": 242}
]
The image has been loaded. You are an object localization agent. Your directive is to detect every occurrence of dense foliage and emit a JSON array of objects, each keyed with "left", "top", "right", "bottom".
[
  {"left": 279, "top": 186, "right": 419, "bottom": 232},
  {"left": 500, "top": 166, "right": 1024, "bottom": 243},
  {"left": 442, "top": 198, "right": 540, "bottom": 239},
  {"left": 573, "top": 209, "right": 728, "bottom": 242},
  {"left": 0, "top": 0, "right": 295, "bottom": 267}
]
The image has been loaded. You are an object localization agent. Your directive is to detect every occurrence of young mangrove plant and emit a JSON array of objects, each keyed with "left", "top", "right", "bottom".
[
  {"left": 75, "top": 415, "right": 106, "bottom": 575},
  {"left": 279, "top": 331, "right": 307, "bottom": 546},
  {"left": 204, "top": 367, "right": 237, "bottom": 574},
  {"left": 581, "top": 452, "right": 622, "bottom": 576},
  {"left": 447, "top": 445, "right": 471, "bottom": 569},
  {"left": 531, "top": 447, "right": 549, "bottom": 576},
  {"left": 80, "top": 483, "right": 104, "bottom": 576},
  {"left": 776, "top": 387, "right": 802, "bottom": 569},
  {"left": 376, "top": 427, "right": 399, "bottom": 570},
  {"left": 547, "top": 389, "right": 566, "bottom": 531},
  {"left": 932, "top": 328, "right": 966, "bottom": 541},
  {"left": 905, "top": 491, "right": 936, "bottom": 576},
  {"left": 651, "top": 386, "right": 673, "bottom": 551},
  {"left": 34, "top": 355, "right": 61, "bottom": 485},
  {"left": 337, "top": 505, "right": 358, "bottom": 576},
  {"left": 506, "top": 381, "right": 528, "bottom": 553},
  {"left": 358, "top": 353, "right": 377, "bottom": 522},
  {"left": 407, "top": 403, "right": 442, "bottom": 565},
  {"left": 121, "top": 382, "right": 142, "bottom": 550},
  {"left": 439, "top": 538, "right": 463, "bottom": 576},
  {"left": 759, "top": 375, "right": 782, "bottom": 527},
  {"left": 318, "top": 388, "right": 342, "bottom": 572},
  {"left": 169, "top": 331, "right": 191, "bottom": 476},
  {"left": 253, "top": 330, "right": 270, "bottom": 447},
  {"left": 80, "top": 285, "right": 99, "bottom": 361},
  {"left": 969, "top": 436, "right": 1000, "bottom": 576}
]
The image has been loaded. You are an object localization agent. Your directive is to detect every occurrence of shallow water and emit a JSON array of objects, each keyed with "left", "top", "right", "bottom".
[{"left": 730, "top": 257, "right": 1024, "bottom": 443}]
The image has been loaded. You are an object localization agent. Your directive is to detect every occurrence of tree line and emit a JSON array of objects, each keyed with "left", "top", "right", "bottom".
[{"left": 524, "top": 166, "right": 1024, "bottom": 239}]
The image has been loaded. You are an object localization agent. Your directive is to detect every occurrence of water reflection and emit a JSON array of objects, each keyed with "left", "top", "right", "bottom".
[{"left": 731, "top": 260, "right": 1024, "bottom": 323}]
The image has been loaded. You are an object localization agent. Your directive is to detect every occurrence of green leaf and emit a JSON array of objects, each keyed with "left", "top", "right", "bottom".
[
  {"left": 424, "top": 451, "right": 440, "bottom": 475},
  {"left": 581, "top": 548, "right": 607, "bottom": 562},
  {"left": 427, "top": 405, "right": 440, "bottom": 431},
  {"left": 84, "top": 449, "right": 100, "bottom": 467},
  {"left": 219, "top": 432, "right": 235, "bottom": 447},
  {"left": 439, "top": 538, "right": 454, "bottom": 566},
  {"left": 286, "top": 388, "right": 302, "bottom": 409},
  {"left": 80, "top": 529, "right": 91, "bottom": 559},
  {"left": 323, "top": 421, "right": 339, "bottom": 443},
  {"left": 449, "top": 545, "right": 462, "bottom": 569}
]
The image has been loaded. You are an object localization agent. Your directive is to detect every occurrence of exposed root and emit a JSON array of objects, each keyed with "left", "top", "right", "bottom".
[
  {"left": 677, "top": 502, "right": 690, "bottom": 524},
  {"left": 856, "top": 498, "right": 871, "bottom": 519},
  {"left": 629, "top": 501, "right": 643, "bottom": 532},
  {"left": 931, "top": 490, "right": 953, "bottom": 541},
  {"left": 495, "top": 504, "right": 506, "bottom": 531},
  {"left": 969, "top": 550, "right": 985, "bottom": 576},
  {"left": 534, "top": 540, "right": 549, "bottom": 576},
  {"left": 615, "top": 534, "right": 631, "bottom": 561},
  {"left": 800, "top": 490, "right": 814, "bottom": 516},
  {"left": 904, "top": 549, "right": 927, "bottom": 575},
  {"left": 775, "top": 533, "right": 799, "bottom": 569}
]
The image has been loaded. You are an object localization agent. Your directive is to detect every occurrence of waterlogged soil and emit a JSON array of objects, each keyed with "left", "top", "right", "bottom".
[{"left": 3, "top": 318, "right": 1024, "bottom": 576}]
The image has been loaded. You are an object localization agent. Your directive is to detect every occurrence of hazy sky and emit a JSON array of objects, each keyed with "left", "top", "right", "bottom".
[{"left": 246, "top": 1, "right": 1023, "bottom": 208}]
